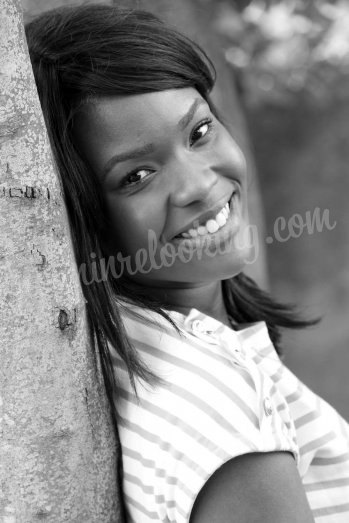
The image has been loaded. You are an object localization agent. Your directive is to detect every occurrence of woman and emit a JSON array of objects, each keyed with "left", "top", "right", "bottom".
[{"left": 26, "top": 5, "right": 349, "bottom": 522}]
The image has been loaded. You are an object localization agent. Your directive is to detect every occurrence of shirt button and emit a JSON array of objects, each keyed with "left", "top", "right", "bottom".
[
  {"left": 192, "top": 320, "right": 205, "bottom": 333},
  {"left": 264, "top": 397, "right": 273, "bottom": 417}
]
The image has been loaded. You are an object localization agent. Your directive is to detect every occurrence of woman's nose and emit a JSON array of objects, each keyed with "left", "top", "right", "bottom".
[{"left": 169, "top": 156, "right": 219, "bottom": 207}]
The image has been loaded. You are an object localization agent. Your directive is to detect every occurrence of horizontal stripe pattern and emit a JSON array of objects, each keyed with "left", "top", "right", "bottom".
[{"left": 109, "top": 304, "right": 349, "bottom": 522}]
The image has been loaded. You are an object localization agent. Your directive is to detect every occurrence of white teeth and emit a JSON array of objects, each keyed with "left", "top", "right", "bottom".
[
  {"left": 215, "top": 212, "right": 227, "bottom": 227},
  {"left": 206, "top": 219, "right": 219, "bottom": 234},
  {"left": 197, "top": 226, "right": 207, "bottom": 236},
  {"left": 177, "top": 201, "right": 231, "bottom": 239},
  {"left": 188, "top": 228, "right": 198, "bottom": 238}
]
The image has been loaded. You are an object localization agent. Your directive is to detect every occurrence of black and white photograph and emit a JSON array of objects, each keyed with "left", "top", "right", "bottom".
[{"left": 1, "top": 0, "right": 349, "bottom": 521}]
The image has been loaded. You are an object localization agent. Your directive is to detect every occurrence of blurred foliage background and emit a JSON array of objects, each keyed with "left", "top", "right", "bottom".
[
  {"left": 219, "top": 0, "right": 349, "bottom": 420},
  {"left": 220, "top": 0, "right": 349, "bottom": 106},
  {"left": 23, "top": 0, "right": 349, "bottom": 419}
]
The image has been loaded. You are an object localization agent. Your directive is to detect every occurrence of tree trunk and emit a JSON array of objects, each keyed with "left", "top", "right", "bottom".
[
  {"left": 0, "top": 1, "right": 122, "bottom": 521},
  {"left": 115, "top": 0, "right": 268, "bottom": 288}
]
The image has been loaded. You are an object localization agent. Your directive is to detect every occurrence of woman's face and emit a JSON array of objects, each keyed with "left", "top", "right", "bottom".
[{"left": 75, "top": 88, "right": 252, "bottom": 287}]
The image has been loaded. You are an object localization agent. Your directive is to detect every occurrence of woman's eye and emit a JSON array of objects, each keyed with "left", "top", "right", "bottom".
[
  {"left": 190, "top": 118, "right": 213, "bottom": 146},
  {"left": 123, "top": 168, "right": 154, "bottom": 187}
]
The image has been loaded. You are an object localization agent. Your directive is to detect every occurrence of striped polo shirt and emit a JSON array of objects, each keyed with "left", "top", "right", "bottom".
[{"left": 109, "top": 304, "right": 349, "bottom": 522}]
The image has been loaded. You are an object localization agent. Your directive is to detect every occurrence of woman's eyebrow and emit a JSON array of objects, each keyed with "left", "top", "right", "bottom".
[
  {"left": 102, "top": 143, "right": 155, "bottom": 182},
  {"left": 178, "top": 98, "right": 207, "bottom": 131}
]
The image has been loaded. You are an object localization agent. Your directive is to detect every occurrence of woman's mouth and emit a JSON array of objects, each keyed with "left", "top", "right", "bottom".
[
  {"left": 175, "top": 201, "right": 230, "bottom": 239},
  {"left": 172, "top": 192, "right": 240, "bottom": 244}
]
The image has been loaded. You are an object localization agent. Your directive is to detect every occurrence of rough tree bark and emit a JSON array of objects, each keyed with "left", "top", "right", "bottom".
[
  {"left": 0, "top": 1, "right": 122, "bottom": 521},
  {"left": 115, "top": 0, "right": 268, "bottom": 288}
]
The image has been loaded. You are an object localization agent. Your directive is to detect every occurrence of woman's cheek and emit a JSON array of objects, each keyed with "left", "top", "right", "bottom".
[{"left": 118, "top": 214, "right": 157, "bottom": 257}]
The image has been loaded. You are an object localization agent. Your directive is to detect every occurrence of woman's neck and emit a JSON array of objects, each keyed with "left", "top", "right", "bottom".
[{"left": 129, "top": 279, "right": 232, "bottom": 328}]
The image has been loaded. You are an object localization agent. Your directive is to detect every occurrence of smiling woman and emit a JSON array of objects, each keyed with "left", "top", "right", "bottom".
[
  {"left": 74, "top": 89, "right": 249, "bottom": 284},
  {"left": 25, "top": 4, "right": 349, "bottom": 523}
]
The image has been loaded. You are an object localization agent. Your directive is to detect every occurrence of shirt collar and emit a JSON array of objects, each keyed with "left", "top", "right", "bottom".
[
  {"left": 119, "top": 299, "right": 273, "bottom": 354},
  {"left": 164, "top": 307, "right": 271, "bottom": 353}
]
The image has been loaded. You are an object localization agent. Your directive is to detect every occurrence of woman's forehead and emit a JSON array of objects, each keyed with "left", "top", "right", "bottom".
[
  {"left": 73, "top": 87, "right": 210, "bottom": 178},
  {"left": 79, "top": 88, "right": 207, "bottom": 136}
]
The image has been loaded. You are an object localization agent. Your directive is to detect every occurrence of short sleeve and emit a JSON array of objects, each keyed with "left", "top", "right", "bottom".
[{"left": 112, "top": 311, "right": 300, "bottom": 523}]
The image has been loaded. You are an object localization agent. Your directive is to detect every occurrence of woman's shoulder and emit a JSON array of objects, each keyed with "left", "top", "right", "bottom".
[
  {"left": 113, "top": 303, "right": 301, "bottom": 523},
  {"left": 115, "top": 300, "right": 255, "bottom": 386},
  {"left": 114, "top": 301, "right": 281, "bottom": 422},
  {"left": 113, "top": 300, "right": 298, "bottom": 455}
]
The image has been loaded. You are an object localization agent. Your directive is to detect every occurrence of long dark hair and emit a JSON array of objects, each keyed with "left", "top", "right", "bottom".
[{"left": 25, "top": 4, "right": 319, "bottom": 418}]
